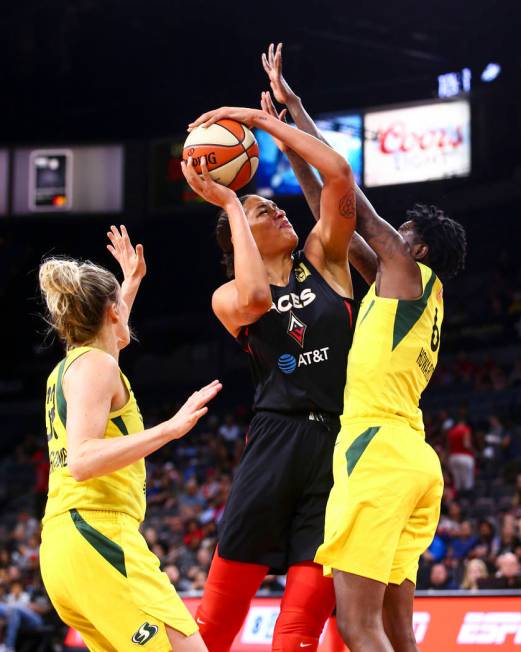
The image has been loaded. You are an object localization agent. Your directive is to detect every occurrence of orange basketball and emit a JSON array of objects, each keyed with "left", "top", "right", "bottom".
[{"left": 183, "top": 119, "right": 259, "bottom": 191}]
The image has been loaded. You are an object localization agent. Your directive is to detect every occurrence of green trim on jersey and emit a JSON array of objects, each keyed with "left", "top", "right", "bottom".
[
  {"left": 359, "top": 298, "right": 376, "bottom": 325},
  {"left": 70, "top": 509, "right": 127, "bottom": 577},
  {"left": 56, "top": 360, "right": 67, "bottom": 426},
  {"left": 111, "top": 416, "right": 128, "bottom": 436},
  {"left": 392, "top": 270, "right": 436, "bottom": 351},
  {"left": 346, "top": 426, "right": 381, "bottom": 475}
]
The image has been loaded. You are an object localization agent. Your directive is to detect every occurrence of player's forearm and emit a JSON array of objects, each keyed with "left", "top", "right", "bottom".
[
  {"left": 354, "top": 185, "right": 404, "bottom": 260},
  {"left": 226, "top": 198, "right": 271, "bottom": 309},
  {"left": 349, "top": 233, "right": 378, "bottom": 285},
  {"left": 68, "top": 422, "right": 171, "bottom": 481},
  {"left": 121, "top": 277, "right": 142, "bottom": 313},
  {"left": 253, "top": 112, "right": 350, "bottom": 182},
  {"left": 286, "top": 95, "right": 330, "bottom": 146}
]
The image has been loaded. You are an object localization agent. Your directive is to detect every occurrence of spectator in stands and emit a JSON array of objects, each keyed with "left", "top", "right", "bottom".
[
  {"left": 0, "top": 580, "right": 50, "bottom": 652},
  {"left": 512, "top": 473, "right": 521, "bottom": 509},
  {"left": 426, "top": 563, "right": 457, "bottom": 590},
  {"left": 447, "top": 412, "right": 475, "bottom": 493},
  {"left": 217, "top": 413, "right": 242, "bottom": 453},
  {"left": 472, "top": 519, "right": 500, "bottom": 568},
  {"left": 497, "top": 515, "right": 521, "bottom": 555},
  {"left": 482, "top": 415, "right": 509, "bottom": 477},
  {"left": 449, "top": 520, "right": 479, "bottom": 560},
  {"left": 438, "top": 500, "right": 464, "bottom": 536},
  {"left": 461, "top": 559, "right": 489, "bottom": 591},
  {"left": 478, "top": 552, "right": 521, "bottom": 589}
]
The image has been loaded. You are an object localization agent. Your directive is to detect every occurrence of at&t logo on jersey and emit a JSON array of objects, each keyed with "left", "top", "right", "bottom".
[
  {"left": 278, "top": 348, "right": 330, "bottom": 375},
  {"left": 457, "top": 612, "right": 521, "bottom": 644},
  {"left": 131, "top": 622, "right": 159, "bottom": 645},
  {"left": 271, "top": 289, "right": 316, "bottom": 313}
]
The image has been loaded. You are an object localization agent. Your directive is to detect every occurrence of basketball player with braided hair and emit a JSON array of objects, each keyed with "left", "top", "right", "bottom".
[
  {"left": 261, "top": 43, "right": 467, "bottom": 652},
  {"left": 181, "top": 104, "right": 366, "bottom": 652},
  {"left": 39, "top": 227, "right": 221, "bottom": 652}
]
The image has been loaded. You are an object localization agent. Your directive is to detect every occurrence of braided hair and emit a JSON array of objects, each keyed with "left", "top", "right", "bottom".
[
  {"left": 407, "top": 203, "right": 467, "bottom": 281},
  {"left": 215, "top": 195, "right": 254, "bottom": 279}
]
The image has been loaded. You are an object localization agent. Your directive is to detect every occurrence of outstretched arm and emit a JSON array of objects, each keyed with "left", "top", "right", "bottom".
[
  {"left": 260, "top": 89, "right": 376, "bottom": 285},
  {"left": 261, "top": 43, "right": 377, "bottom": 284},
  {"left": 106, "top": 225, "right": 146, "bottom": 312}
]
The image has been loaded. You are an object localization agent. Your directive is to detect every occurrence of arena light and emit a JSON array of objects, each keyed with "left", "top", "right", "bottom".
[
  {"left": 481, "top": 62, "right": 501, "bottom": 82},
  {"left": 438, "top": 68, "right": 471, "bottom": 98}
]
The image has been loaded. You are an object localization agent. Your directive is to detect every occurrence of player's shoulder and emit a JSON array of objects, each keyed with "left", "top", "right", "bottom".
[{"left": 65, "top": 348, "right": 120, "bottom": 390}]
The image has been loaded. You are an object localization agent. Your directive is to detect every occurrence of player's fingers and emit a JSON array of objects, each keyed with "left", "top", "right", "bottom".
[
  {"left": 200, "top": 156, "right": 212, "bottom": 181},
  {"left": 261, "top": 52, "right": 271, "bottom": 74},
  {"left": 193, "top": 407, "right": 208, "bottom": 421},
  {"left": 106, "top": 244, "right": 117, "bottom": 257},
  {"left": 181, "top": 159, "right": 202, "bottom": 189},
  {"left": 188, "top": 109, "right": 219, "bottom": 130},
  {"left": 279, "top": 108, "right": 288, "bottom": 122},
  {"left": 136, "top": 243, "right": 144, "bottom": 260},
  {"left": 107, "top": 230, "right": 117, "bottom": 245},
  {"left": 199, "top": 379, "right": 222, "bottom": 392},
  {"left": 268, "top": 42, "right": 275, "bottom": 64}
]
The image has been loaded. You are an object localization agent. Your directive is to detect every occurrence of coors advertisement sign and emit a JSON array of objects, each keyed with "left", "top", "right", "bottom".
[{"left": 364, "top": 100, "right": 471, "bottom": 187}]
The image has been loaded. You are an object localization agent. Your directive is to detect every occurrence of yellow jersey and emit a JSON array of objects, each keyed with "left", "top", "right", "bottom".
[
  {"left": 343, "top": 262, "right": 443, "bottom": 432},
  {"left": 43, "top": 346, "right": 146, "bottom": 525}
]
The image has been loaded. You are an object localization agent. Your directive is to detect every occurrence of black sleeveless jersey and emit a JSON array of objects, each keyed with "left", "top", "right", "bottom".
[{"left": 237, "top": 251, "right": 357, "bottom": 416}]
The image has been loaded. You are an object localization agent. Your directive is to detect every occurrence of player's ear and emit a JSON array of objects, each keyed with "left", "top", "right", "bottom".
[{"left": 412, "top": 242, "right": 429, "bottom": 261}]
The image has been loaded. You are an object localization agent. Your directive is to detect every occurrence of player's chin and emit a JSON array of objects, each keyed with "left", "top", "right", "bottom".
[{"left": 117, "top": 331, "right": 132, "bottom": 350}]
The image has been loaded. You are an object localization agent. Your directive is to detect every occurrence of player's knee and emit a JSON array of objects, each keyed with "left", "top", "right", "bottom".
[
  {"left": 335, "top": 609, "right": 380, "bottom": 648},
  {"left": 275, "top": 606, "right": 324, "bottom": 638},
  {"left": 386, "top": 624, "right": 417, "bottom": 652}
]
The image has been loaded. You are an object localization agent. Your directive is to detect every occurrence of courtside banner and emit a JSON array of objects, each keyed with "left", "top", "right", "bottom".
[
  {"left": 364, "top": 100, "right": 471, "bottom": 187},
  {"left": 65, "top": 595, "right": 521, "bottom": 650}
]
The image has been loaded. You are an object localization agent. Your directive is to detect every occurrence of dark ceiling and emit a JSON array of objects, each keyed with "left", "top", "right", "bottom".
[{"left": 0, "top": 0, "right": 519, "bottom": 142}]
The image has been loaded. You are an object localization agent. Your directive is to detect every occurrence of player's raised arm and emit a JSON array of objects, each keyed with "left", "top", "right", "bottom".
[
  {"left": 261, "top": 43, "right": 377, "bottom": 284},
  {"left": 190, "top": 107, "right": 356, "bottom": 270},
  {"left": 106, "top": 225, "right": 146, "bottom": 312},
  {"left": 181, "top": 156, "right": 272, "bottom": 336}
]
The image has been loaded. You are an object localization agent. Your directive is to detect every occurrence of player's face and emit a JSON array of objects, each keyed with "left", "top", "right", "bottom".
[
  {"left": 398, "top": 220, "right": 427, "bottom": 261},
  {"left": 243, "top": 195, "right": 298, "bottom": 254}
]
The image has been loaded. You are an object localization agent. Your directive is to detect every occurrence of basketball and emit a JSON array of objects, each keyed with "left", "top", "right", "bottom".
[{"left": 183, "top": 119, "right": 259, "bottom": 191}]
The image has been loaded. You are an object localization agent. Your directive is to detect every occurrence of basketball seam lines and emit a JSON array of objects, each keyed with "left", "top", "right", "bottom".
[{"left": 217, "top": 123, "right": 257, "bottom": 188}]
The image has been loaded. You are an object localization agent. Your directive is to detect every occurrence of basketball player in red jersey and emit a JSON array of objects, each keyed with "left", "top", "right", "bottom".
[{"left": 181, "top": 104, "right": 371, "bottom": 652}]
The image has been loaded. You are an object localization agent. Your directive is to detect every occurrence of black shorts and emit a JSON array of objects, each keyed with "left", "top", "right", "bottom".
[{"left": 217, "top": 410, "right": 340, "bottom": 574}]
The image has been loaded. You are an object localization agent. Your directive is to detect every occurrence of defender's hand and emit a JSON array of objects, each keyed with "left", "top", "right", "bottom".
[
  {"left": 260, "top": 91, "right": 288, "bottom": 153},
  {"left": 106, "top": 225, "right": 146, "bottom": 282},
  {"left": 163, "top": 380, "right": 223, "bottom": 440},
  {"left": 261, "top": 42, "right": 296, "bottom": 105}
]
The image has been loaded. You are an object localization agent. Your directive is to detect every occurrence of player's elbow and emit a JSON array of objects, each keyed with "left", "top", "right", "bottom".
[
  {"left": 68, "top": 458, "right": 92, "bottom": 482},
  {"left": 331, "top": 158, "right": 352, "bottom": 182},
  {"left": 238, "top": 290, "right": 272, "bottom": 317}
]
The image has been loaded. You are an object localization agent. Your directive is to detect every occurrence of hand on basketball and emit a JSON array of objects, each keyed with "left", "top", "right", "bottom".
[
  {"left": 260, "top": 91, "right": 288, "bottom": 152},
  {"left": 164, "top": 380, "right": 223, "bottom": 441},
  {"left": 188, "top": 107, "right": 262, "bottom": 130},
  {"left": 261, "top": 42, "right": 296, "bottom": 106},
  {"left": 181, "top": 155, "right": 237, "bottom": 208},
  {"left": 106, "top": 225, "right": 146, "bottom": 282}
]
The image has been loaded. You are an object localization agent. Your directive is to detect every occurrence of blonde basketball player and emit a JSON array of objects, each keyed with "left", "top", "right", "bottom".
[{"left": 39, "top": 227, "right": 221, "bottom": 652}]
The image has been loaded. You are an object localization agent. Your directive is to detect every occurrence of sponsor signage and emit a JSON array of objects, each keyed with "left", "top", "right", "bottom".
[
  {"left": 364, "top": 100, "right": 471, "bottom": 187},
  {"left": 65, "top": 595, "right": 521, "bottom": 651}
]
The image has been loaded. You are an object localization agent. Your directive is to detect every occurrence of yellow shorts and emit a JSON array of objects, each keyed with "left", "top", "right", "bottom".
[
  {"left": 315, "top": 420, "right": 443, "bottom": 586},
  {"left": 40, "top": 510, "right": 197, "bottom": 651}
]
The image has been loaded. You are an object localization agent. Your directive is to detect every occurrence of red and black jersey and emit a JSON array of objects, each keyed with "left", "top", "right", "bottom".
[{"left": 238, "top": 250, "right": 356, "bottom": 417}]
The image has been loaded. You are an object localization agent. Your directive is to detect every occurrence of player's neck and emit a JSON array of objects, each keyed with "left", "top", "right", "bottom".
[
  {"left": 263, "top": 252, "right": 294, "bottom": 287},
  {"left": 88, "top": 331, "right": 120, "bottom": 363}
]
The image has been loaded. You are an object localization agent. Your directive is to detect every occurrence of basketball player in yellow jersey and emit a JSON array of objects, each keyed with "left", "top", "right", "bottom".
[
  {"left": 39, "top": 227, "right": 222, "bottom": 652},
  {"left": 314, "top": 199, "right": 467, "bottom": 652}
]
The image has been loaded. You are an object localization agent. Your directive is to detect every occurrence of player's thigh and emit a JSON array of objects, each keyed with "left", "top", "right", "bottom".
[
  {"left": 390, "top": 446, "right": 443, "bottom": 585},
  {"left": 167, "top": 629, "right": 207, "bottom": 652}
]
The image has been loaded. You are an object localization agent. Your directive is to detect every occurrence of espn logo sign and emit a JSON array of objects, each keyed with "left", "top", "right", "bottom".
[{"left": 458, "top": 612, "right": 521, "bottom": 645}]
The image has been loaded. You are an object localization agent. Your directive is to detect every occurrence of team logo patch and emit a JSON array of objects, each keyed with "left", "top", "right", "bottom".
[
  {"left": 278, "top": 354, "right": 297, "bottom": 374},
  {"left": 294, "top": 262, "right": 311, "bottom": 283},
  {"left": 132, "top": 622, "right": 159, "bottom": 645},
  {"left": 287, "top": 311, "right": 307, "bottom": 348}
]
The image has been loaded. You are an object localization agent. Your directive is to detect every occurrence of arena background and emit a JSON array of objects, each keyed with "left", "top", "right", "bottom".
[{"left": 1, "top": 0, "right": 521, "bottom": 650}]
